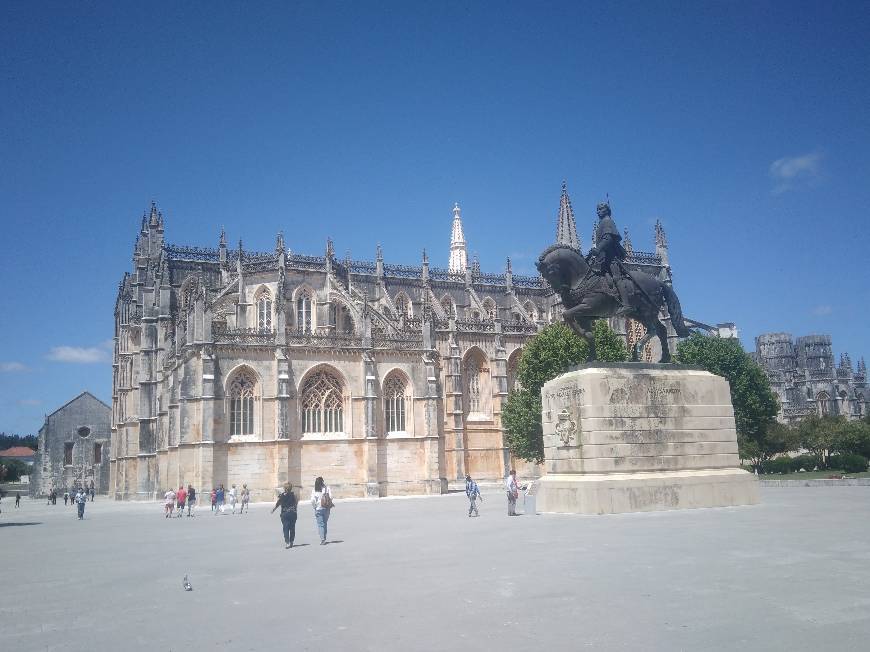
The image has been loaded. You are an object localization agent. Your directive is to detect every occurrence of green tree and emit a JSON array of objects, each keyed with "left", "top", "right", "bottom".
[
  {"left": 675, "top": 333, "right": 780, "bottom": 465},
  {"left": 502, "top": 321, "right": 627, "bottom": 463},
  {"left": 797, "top": 415, "right": 843, "bottom": 467},
  {"left": 0, "top": 459, "right": 29, "bottom": 482}
]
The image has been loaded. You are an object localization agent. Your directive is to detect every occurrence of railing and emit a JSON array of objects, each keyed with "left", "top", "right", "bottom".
[
  {"left": 286, "top": 332, "right": 364, "bottom": 348},
  {"left": 243, "top": 256, "right": 277, "bottom": 272},
  {"left": 455, "top": 319, "right": 495, "bottom": 333},
  {"left": 429, "top": 266, "right": 465, "bottom": 283},
  {"left": 503, "top": 321, "right": 538, "bottom": 334},
  {"left": 809, "top": 369, "right": 834, "bottom": 379},
  {"left": 213, "top": 327, "right": 276, "bottom": 345},
  {"left": 372, "top": 333, "right": 423, "bottom": 350},
  {"left": 627, "top": 250, "right": 661, "bottom": 265},
  {"left": 474, "top": 272, "right": 506, "bottom": 286},
  {"left": 783, "top": 406, "right": 817, "bottom": 417},
  {"left": 383, "top": 263, "right": 422, "bottom": 279},
  {"left": 288, "top": 253, "right": 327, "bottom": 271},
  {"left": 349, "top": 260, "right": 378, "bottom": 275},
  {"left": 165, "top": 244, "right": 220, "bottom": 262},
  {"left": 511, "top": 274, "right": 544, "bottom": 289}
]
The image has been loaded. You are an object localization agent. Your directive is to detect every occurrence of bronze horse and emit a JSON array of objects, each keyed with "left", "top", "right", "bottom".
[{"left": 536, "top": 244, "right": 691, "bottom": 362}]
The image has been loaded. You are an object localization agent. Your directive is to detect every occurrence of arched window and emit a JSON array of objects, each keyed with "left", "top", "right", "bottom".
[
  {"left": 395, "top": 293, "right": 412, "bottom": 318},
  {"left": 301, "top": 370, "right": 344, "bottom": 433},
  {"left": 816, "top": 391, "right": 830, "bottom": 417},
  {"left": 440, "top": 295, "right": 455, "bottom": 318},
  {"left": 482, "top": 297, "right": 496, "bottom": 321},
  {"left": 523, "top": 301, "right": 538, "bottom": 322},
  {"left": 229, "top": 369, "right": 257, "bottom": 436},
  {"left": 296, "top": 290, "right": 313, "bottom": 334},
  {"left": 471, "top": 310, "right": 481, "bottom": 320},
  {"left": 384, "top": 374, "right": 408, "bottom": 433},
  {"left": 507, "top": 348, "right": 523, "bottom": 392},
  {"left": 329, "top": 301, "right": 355, "bottom": 334},
  {"left": 464, "top": 349, "right": 490, "bottom": 417},
  {"left": 512, "top": 312, "right": 522, "bottom": 322},
  {"left": 256, "top": 289, "right": 272, "bottom": 331}
]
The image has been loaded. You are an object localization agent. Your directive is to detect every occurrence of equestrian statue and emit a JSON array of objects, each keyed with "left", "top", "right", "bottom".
[{"left": 536, "top": 202, "right": 691, "bottom": 363}]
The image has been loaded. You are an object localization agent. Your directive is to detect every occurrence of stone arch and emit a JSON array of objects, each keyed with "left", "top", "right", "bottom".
[
  {"left": 382, "top": 368, "right": 412, "bottom": 434},
  {"left": 178, "top": 275, "right": 202, "bottom": 312},
  {"left": 298, "top": 365, "right": 347, "bottom": 434},
  {"left": 482, "top": 296, "right": 497, "bottom": 321},
  {"left": 440, "top": 294, "right": 456, "bottom": 319},
  {"left": 394, "top": 291, "right": 413, "bottom": 318},
  {"left": 522, "top": 300, "right": 538, "bottom": 322},
  {"left": 463, "top": 346, "right": 492, "bottom": 418},
  {"left": 507, "top": 347, "right": 523, "bottom": 392},
  {"left": 293, "top": 284, "right": 316, "bottom": 333},
  {"left": 328, "top": 297, "right": 356, "bottom": 335},
  {"left": 816, "top": 391, "right": 831, "bottom": 417},
  {"left": 224, "top": 364, "right": 262, "bottom": 440},
  {"left": 253, "top": 285, "right": 273, "bottom": 331}
]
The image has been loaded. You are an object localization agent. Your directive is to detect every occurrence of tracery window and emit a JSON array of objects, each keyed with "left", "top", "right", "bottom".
[
  {"left": 384, "top": 375, "right": 408, "bottom": 433},
  {"left": 507, "top": 349, "right": 523, "bottom": 392},
  {"left": 464, "top": 350, "right": 490, "bottom": 417},
  {"left": 440, "top": 296, "right": 455, "bottom": 318},
  {"left": 256, "top": 289, "right": 272, "bottom": 331},
  {"left": 229, "top": 369, "right": 257, "bottom": 436},
  {"left": 296, "top": 290, "right": 313, "bottom": 333},
  {"left": 301, "top": 370, "right": 344, "bottom": 434},
  {"left": 395, "top": 294, "right": 412, "bottom": 318},
  {"left": 816, "top": 392, "right": 830, "bottom": 417},
  {"left": 482, "top": 298, "right": 496, "bottom": 321},
  {"left": 523, "top": 301, "right": 538, "bottom": 322}
]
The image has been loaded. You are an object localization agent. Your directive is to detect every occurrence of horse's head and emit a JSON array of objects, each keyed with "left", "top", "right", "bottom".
[{"left": 536, "top": 244, "right": 586, "bottom": 294}]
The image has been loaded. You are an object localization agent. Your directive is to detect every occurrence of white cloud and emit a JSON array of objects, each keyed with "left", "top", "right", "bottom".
[
  {"left": 769, "top": 151, "right": 823, "bottom": 194},
  {"left": 812, "top": 304, "right": 833, "bottom": 316},
  {"left": 16, "top": 399, "right": 41, "bottom": 407},
  {"left": 0, "top": 361, "right": 28, "bottom": 372},
  {"left": 47, "top": 341, "right": 112, "bottom": 364}
]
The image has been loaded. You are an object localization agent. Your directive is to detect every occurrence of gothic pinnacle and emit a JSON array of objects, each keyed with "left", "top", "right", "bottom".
[{"left": 555, "top": 181, "right": 580, "bottom": 250}]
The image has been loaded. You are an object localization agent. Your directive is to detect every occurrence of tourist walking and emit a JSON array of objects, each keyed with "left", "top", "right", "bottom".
[
  {"left": 465, "top": 475, "right": 482, "bottom": 517},
  {"left": 15, "top": 491, "right": 21, "bottom": 508},
  {"left": 75, "top": 489, "right": 86, "bottom": 520},
  {"left": 228, "top": 484, "right": 238, "bottom": 514},
  {"left": 311, "top": 477, "right": 334, "bottom": 545},
  {"left": 505, "top": 469, "right": 519, "bottom": 516},
  {"left": 175, "top": 485, "right": 186, "bottom": 517},
  {"left": 215, "top": 484, "right": 225, "bottom": 514},
  {"left": 210, "top": 488, "right": 217, "bottom": 512},
  {"left": 63, "top": 490, "right": 69, "bottom": 506},
  {"left": 164, "top": 488, "right": 176, "bottom": 518},
  {"left": 186, "top": 484, "right": 196, "bottom": 516},
  {"left": 271, "top": 482, "right": 298, "bottom": 548},
  {"left": 90, "top": 486, "right": 95, "bottom": 501},
  {"left": 240, "top": 484, "right": 250, "bottom": 514}
]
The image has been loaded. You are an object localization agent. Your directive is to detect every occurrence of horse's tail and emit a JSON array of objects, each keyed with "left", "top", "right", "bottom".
[{"left": 662, "top": 284, "right": 691, "bottom": 337}]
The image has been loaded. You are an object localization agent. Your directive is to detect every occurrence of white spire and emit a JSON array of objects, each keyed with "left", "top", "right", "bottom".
[
  {"left": 556, "top": 181, "right": 581, "bottom": 250},
  {"left": 448, "top": 202, "right": 468, "bottom": 273}
]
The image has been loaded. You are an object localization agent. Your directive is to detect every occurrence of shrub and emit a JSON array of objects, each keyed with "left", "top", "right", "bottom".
[
  {"left": 764, "top": 457, "right": 793, "bottom": 474},
  {"left": 790, "top": 454, "right": 820, "bottom": 473},
  {"left": 827, "top": 453, "right": 869, "bottom": 474}
]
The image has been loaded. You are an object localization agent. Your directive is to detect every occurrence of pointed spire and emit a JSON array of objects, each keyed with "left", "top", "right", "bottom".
[
  {"left": 859, "top": 357, "right": 867, "bottom": 374},
  {"left": 275, "top": 232, "right": 285, "bottom": 255},
  {"left": 623, "top": 228, "right": 633, "bottom": 254},
  {"left": 326, "top": 237, "right": 334, "bottom": 259},
  {"left": 843, "top": 352, "right": 853, "bottom": 371},
  {"left": 449, "top": 202, "right": 468, "bottom": 273},
  {"left": 555, "top": 181, "right": 581, "bottom": 250},
  {"left": 237, "top": 239, "right": 244, "bottom": 261},
  {"left": 655, "top": 219, "right": 668, "bottom": 248},
  {"left": 219, "top": 226, "right": 227, "bottom": 247},
  {"left": 422, "top": 248, "right": 428, "bottom": 264},
  {"left": 149, "top": 201, "right": 160, "bottom": 227},
  {"left": 376, "top": 243, "right": 383, "bottom": 261},
  {"left": 506, "top": 256, "right": 512, "bottom": 273},
  {"left": 471, "top": 252, "right": 481, "bottom": 277}
]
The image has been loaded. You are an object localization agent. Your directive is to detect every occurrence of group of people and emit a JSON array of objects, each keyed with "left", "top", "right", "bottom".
[
  {"left": 161, "top": 483, "right": 255, "bottom": 517},
  {"left": 43, "top": 486, "right": 95, "bottom": 506},
  {"left": 271, "top": 476, "right": 333, "bottom": 548},
  {"left": 465, "top": 469, "right": 524, "bottom": 517},
  {"left": 208, "top": 484, "right": 250, "bottom": 514},
  {"left": 163, "top": 484, "right": 197, "bottom": 517}
]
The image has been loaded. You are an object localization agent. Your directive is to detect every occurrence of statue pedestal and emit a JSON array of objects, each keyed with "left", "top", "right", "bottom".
[{"left": 535, "top": 363, "right": 759, "bottom": 515}]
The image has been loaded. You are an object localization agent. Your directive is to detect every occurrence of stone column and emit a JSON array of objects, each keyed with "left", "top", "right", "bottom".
[
  {"left": 444, "top": 328, "right": 465, "bottom": 480},
  {"left": 363, "top": 352, "right": 380, "bottom": 497}
]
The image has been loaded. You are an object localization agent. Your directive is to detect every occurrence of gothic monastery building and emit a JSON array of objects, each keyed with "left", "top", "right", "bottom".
[{"left": 110, "top": 185, "right": 702, "bottom": 500}]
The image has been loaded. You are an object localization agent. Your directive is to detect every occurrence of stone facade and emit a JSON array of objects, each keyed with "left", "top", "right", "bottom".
[
  {"left": 110, "top": 185, "right": 698, "bottom": 501},
  {"left": 30, "top": 392, "right": 112, "bottom": 496},
  {"left": 753, "top": 333, "right": 867, "bottom": 424}
]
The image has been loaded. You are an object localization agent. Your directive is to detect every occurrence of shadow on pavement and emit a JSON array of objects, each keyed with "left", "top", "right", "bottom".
[{"left": 0, "top": 521, "right": 42, "bottom": 528}]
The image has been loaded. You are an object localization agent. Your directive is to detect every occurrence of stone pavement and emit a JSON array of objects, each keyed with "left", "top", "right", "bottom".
[{"left": 2, "top": 487, "right": 869, "bottom": 651}]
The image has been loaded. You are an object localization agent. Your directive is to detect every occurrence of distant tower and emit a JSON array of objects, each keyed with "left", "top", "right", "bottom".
[
  {"left": 448, "top": 203, "right": 468, "bottom": 273},
  {"left": 555, "top": 181, "right": 581, "bottom": 251},
  {"left": 655, "top": 219, "right": 669, "bottom": 267}
]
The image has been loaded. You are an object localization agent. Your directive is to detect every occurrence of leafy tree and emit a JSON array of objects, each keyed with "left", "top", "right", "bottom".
[
  {"left": 0, "top": 459, "right": 29, "bottom": 482},
  {"left": 502, "top": 321, "right": 627, "bottom": 463},
  {"left": 675, "top": 333, "right": 779, "bottom": 465},
  {"left": 798, "top": 415, "right": 843, "bottom": 467},
  {"left": 0, "top": 432, "right": 38, "bottom": 451}
]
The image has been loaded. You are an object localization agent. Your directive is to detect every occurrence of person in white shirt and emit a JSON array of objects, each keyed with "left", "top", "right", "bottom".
[
  {"left": 505, "top": 469, "right": 519, "bottom": 516},
  {"left": 310, "top": 476, "right": 333, "bottom": 545},
  {"left": 228, "top": 485, "right": 238, "bottom": 514},
  {"left": 164, "top": 489, "right": 176, "bottom": 518}
]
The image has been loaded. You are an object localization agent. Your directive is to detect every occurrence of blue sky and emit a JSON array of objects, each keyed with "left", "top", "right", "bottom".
[{"left": 1, "top": 2, "right": 868, "bottom": 434}]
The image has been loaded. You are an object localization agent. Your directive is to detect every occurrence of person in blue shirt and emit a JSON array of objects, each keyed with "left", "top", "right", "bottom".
[
  {"left": 465, "top": 475, "right": 482, "bottom": 517},
  {"left": 214, "top": 484, "right": 225, "bottom": 514}
]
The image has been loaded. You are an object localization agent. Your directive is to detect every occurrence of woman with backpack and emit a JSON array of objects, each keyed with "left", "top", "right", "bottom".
[{"left": 310, "top": 476, "right": 333, "bottom": 545}]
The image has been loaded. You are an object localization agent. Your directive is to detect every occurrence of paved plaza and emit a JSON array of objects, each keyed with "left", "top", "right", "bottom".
[{"left": 2, "top": 487, "right": 869, "bottom": 651}]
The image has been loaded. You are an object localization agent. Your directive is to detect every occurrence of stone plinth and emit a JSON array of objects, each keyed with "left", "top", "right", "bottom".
[{"left": 535, "top": 363, "right": 759, "bottom": 514}]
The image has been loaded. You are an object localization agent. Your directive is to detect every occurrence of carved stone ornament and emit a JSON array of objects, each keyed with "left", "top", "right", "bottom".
[{"left": 555, "top": 408, "right": 577, "bottom": 446}]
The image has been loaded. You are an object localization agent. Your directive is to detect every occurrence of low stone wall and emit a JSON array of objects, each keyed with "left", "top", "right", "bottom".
[{"left": 760, "top": 478, "right": 870, "bottom": 487}]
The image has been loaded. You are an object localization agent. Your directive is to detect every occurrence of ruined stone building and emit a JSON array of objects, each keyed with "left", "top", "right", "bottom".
[
  {"left": 753, "top": 333, "right": 867, "bottom": 424},
  {"left": 30, "top": 392, "right": 112, "bottom": 496},
  {"left": 110, "top": 184, "right": 702, "bottom": 500}
]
